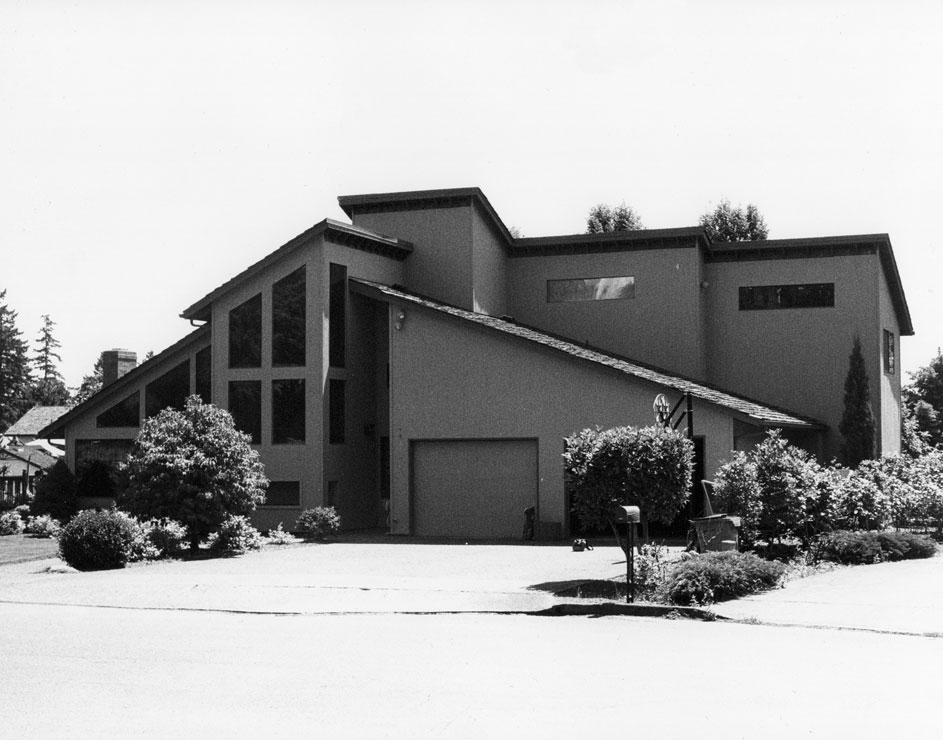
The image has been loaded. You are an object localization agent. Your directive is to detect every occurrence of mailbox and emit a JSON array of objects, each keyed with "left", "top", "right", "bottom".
[{"left": 611, "top": 505, "right": 640, "bottom": 524}]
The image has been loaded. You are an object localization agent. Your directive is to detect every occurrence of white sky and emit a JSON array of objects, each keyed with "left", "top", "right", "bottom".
[{"left": 3, "top": 0, "right": 942, "bottom": 388}]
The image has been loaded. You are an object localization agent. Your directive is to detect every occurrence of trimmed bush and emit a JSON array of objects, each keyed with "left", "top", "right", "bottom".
[
  {"left": 295, "top": 507, "right": 341, "bottom": 541},
  {"left": 663, "top": 551, "right": 786, "bottom": 606},
  {"left": 265, "top": 522, "right": 297, "bottom": 546},
  {"left": 58, "top": 509, "right": 136, "bottom": 570},
  {"left": 893, "top": 531, "right": 939, "bottom": 559},
  {"left": 24, "top": 514, "right": 61, "bottom": 538},
  {"left": 208, "top": 515, "right": 263, "bottom": 555},
  {"left": 30, "top": 460, "right": 77, "bottom": 522},
  {"left": 0, "top": 510, "right": 25, "bottom": 535},
  {"left": 814, "top": 530, "right": 938, "bottom": 565}
]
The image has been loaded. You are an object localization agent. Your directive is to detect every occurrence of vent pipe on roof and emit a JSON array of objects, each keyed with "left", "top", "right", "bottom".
[{"left": 101, "top": 349, "right": 137, "bottom": 387}]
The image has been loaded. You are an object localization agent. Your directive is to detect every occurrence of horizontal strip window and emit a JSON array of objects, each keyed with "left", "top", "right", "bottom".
[
  {"left": 262, "top": 481, "right": 300, "bottom": 507},
  {"left": 739, "top": 283, "right": 834, "bottom": 311},
  {"left": 547, "top": 276, "right": 635, "bottom": 303}
]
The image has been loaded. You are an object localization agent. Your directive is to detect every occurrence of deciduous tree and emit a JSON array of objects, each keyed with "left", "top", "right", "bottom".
[
  {"left": 699, "top": 199, "right": 768, "bottom": 242},
  {"left": 586, "top": 202, "right": 644, "bottom": 233},
  {"left": 903, "top": 348, "right": 943, "bottom": 448}
]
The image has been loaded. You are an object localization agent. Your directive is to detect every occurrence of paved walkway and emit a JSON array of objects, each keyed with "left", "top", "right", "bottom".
[{"left": 2, "top": 539, "right": 941, "bottom": 635}]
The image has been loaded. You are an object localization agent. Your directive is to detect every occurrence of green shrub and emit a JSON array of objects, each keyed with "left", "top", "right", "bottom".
[
  {"left": 30, "top": 460, "right": 77, "bottom": 522},
  {"left": 663, "top": 551, "right": 786, "bottom": 606},
  {"left": 894, "top": 531, "right": 939, "bottom": 559},
  {"left": 295, "top": 507, "right": 341, "bottom": 540},
  {"left": 0, "top": 510, "right": 25, "bottom": 535},
  {"left": 143, "top": 518, "right": 188, "bottom": 558},
  {"left": 24, "top": 514, "right": 61, "bottom": 538},
  {"left": 14, "top": 504, "right": 31, "bottom": 520},
  {"left": 265, "top": 522, "right": 297, "bottom": 546},
  {"left": 813, "top": 531, "right": 884, "bottom": 565},
  {"left": 58, "top": 509, "right": 136, "bottom": 570},
  {"left": 208, "top": 515, "right": 263, "bottom": 554}
]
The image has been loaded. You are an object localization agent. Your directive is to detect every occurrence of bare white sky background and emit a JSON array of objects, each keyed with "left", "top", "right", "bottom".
[{"left": 2, "top": 0, "right": 941, "bottom": 388}]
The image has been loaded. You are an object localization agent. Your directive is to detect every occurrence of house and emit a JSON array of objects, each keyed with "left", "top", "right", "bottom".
[
  {"left": 0, "top": 444, "right": 58, "bottom": 507},
  {"left": 2, "top": 405, "right": 69, "bottom": 448},
  {"left": 39, "top": 187, "right": 912, "bottom": 539}
]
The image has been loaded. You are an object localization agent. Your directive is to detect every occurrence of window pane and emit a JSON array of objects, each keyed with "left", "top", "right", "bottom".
[
  {"left": 885, "top": 330, "right": 896, "bottom": 374},
  {"left": 145, "top": 360, "right": 190, "bottom": 418},
  {"left": 96, "top": 391, "right": 140, "bottom": 428},
  {"left": 229, "top": 293, "right": 262, "bottom": 368},
  {"left": 739, "top": 283, "right": 834, "bottom": 310},
  {"left": 546, "top": 276, "right": 635, "bottom": 302},
  {"left": 272, "top": 379, "right": 305, "bottom": 444},
  {"left": 273, "top": 266, "right": 306, "bottom": 367},
  {"left": 263, "top": 481, "right": 300, "bottom": 507},
  {"left": 329, "top": 263, "right": 347, "bottom": 367},
  {"left": 329, "top": 378, "right": 345, "bottom": 444},
  {"left": 228, "top": 380, "right": 261, "bottom": 444},
  {"left": 195, "top": 346, "right": 212, "bottom": 403}
]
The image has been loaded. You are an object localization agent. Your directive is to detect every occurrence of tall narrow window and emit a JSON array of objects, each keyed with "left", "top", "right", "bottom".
[
  {"left": 272, "top": 379, "right": 305, "bottom": 444},
  {"left": 884, "top": 330, "right": 896, "bottom": 374},
  {"left": 273, "top": 266, "right": 306, "bottom": 366},
  {"left": 96, "top": 391, "right": 140, "bottom": 428},
  {"left": 195, "top": 346, "right": 212, "bottom": 403},
  {"left": 229, "top": 293, "right": 262, "bottom": 368},
  {"left": 228, "top": 380, "right": 262, "bottom": 444},
  {"left": 329, "top": 378, "right": 345, "bottom": 444},
  {"left": 329, "top": 263, "right": 347, "bottom": 368},
  {"left": 145, "top": 360, "right": 190, "bottom": 417}
]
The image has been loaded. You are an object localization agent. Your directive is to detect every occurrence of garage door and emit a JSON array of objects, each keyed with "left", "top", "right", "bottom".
[{"left": 411, "top": 439, "right": 538, "bottom": 539}]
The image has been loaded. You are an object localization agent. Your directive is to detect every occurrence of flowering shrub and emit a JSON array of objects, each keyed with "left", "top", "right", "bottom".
[
  {"left": 663, "top": 551, "right": 786, "bottom": 606},
  {"left": 0, "top": 510, "right": 25, "bottom": 536},
  {"left": 24, "top": 514, "right": 61, "bottom": 538},
  {"left": 58, "top": 509, "right": 136, "bottom": 570},
  {"left": 208, "top": 515, "right": 263, "bottom": 555},
  {"left": 295, "top": 507, "right": 341, "bottom": 540},
  {"left": 265, "top": 522, "right": 297, "bottom": 546}
]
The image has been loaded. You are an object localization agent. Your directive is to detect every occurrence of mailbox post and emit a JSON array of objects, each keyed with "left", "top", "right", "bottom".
[{"left": 612, "top": 505, "right": 641, "bottom": 603}]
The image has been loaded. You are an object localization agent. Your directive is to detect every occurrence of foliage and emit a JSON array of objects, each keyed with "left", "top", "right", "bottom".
[
  {"left": 0, "top": 289, "right": 33, "bottom": 429},
  {"left": 0, "top": 510, "right": 25, "bottom": 535},
  {"left": 28, "top": 314, "right": 70, "bottom": 405},
  {"left": 120, "top": 396, "right": 268, "bottom": 549},
  {"left": 844, "top": 453, "right": 943, "bottom": 531},
  {"left": 58, "top": 509, "right": 136, "bottom": 570},
  {"left": 142, "top": 518, "right": 188, "bottom": 558},
  {"left": 634, "top": 543, "right": 672, "bottom": 601},
  {"left": 586, "top": 202, "right": 644, "bottom": 233},
  {"left": 76, "top": 461, "right": 118, "bottom": 500},
  {"left": 265, "top": 522, "right": 298, "bottom": 546},
  {"left": 663, "top": 551, "right": 785, "bottom": 606},
  {"left": 295, "top": 506, "right": 342, "bottom": 540},
  {"left": 24, "top": 514, "right": 61, "bottom": 538},
  {"left": 839, "top": 336, "right": 876, "bottom": 467},
  {"left": 698, "top": 199, "right": 768, "bottom": 242},
  {"left": 208, "top": 514, "right": 263, "bottom": 554},
  {"left": 564, "top": 425, "right": 694, "bottom": 540},
  {"left": 711, "top": 452, "right": 762, "bottom": 546},
  {"left": 72, "top": 357, "right": 103, "bottom": 406},
  {"left": 30, "top": 460, "right": 78, "bottom": 522},
  {"left": 901, "top": 403, "right": 934, "bottom": 457},
  {"left": 904, "top": 349, "right": 943, "bottom": 448},
  {"left": 812, "top": 530, "right": 938, "bottom": 565}
]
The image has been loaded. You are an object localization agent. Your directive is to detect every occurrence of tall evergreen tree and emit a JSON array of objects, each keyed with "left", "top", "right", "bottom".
[
  {"left": 29, "top": 314, "right": 70, "bottom": 406},
  {"left": 72, "top": 356, "right": 103, "bottom": 406},
  {"left": 839, "top": 336, "right": 876, "bottom": 467},
  {"left": 0, "top": 289, "right": 33, "bottom": 428}
]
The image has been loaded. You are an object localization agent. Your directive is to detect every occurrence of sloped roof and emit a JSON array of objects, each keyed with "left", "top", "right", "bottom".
[
  {"left": 351, "top": 278, "right": 825, "bottom": 430},
  {"left": 4, "top": 406, "right": 70, "bottom": 436},
  {"left": 0, "top": 444, "right": 58, "bottom": 472}
]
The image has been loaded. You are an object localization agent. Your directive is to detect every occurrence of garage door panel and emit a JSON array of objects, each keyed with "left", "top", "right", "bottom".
[{"left": 412, "top": 439, "right": 537, "bottom": 539}]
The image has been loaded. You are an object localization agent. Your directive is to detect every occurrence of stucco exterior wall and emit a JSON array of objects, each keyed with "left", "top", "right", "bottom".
[
  {"left": 470, "top": 202, "right": 508, "bottom": 316},
  {"left": 705, "top": 253, "right": 881, "bottom": 461},
  {"left": 387, "top": 303, "right": 736, "bottom": 537},
  {"left": 505, "top": 247, "right": 707, "bottom": 380},
  {"left": 350, "top": 206, "right": 474, "bottom": 310},
  {"left": 877, "top": 264, "right": 902, "bottom": 455}
]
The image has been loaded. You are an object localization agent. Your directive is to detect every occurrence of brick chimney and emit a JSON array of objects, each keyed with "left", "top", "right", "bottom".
[{"left": 101, "top": 349, "right": 137, "bottom": 387}]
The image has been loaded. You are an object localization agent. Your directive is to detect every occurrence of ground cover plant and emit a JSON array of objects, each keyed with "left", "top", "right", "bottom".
[
  {"left": 812, "top": 530, "right": 937, "bottom": 565},
  {"left": 661, "top": 551, "right": 786, "bottom": 606}
]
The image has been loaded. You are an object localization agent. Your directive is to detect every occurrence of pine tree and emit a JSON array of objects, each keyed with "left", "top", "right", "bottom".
[
  {"left": 839, "top": 336, "right": 876, "bottom": 467},
  {"left": 29, "top": 314, "right": 70, "bottom": 406},
  {"left": 0, "top": 289, "right": 33, "bottom": 428},
  {"left": 72, "top": 357, "right": 103, "bottom": 406}
]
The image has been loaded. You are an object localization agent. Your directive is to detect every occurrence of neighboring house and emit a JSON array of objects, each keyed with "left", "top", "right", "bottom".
[
  {"left": 0, "top": 444, "right": 58, "bottom": 507},
  {"left": 2, "top": 406, "right": 69, "bottom": 448},
  {"left": 38, "top": 187, "right": 912, "bottom": 539}
]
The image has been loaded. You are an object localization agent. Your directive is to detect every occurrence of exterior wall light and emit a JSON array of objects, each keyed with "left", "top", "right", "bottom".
[{"left": 394, "top": 310, "right": 406, "bottom": 331}]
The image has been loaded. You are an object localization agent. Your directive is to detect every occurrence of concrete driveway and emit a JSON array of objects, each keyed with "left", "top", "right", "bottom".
[{"left": 0, "top": 538, "right": 630, "bottom": 614}]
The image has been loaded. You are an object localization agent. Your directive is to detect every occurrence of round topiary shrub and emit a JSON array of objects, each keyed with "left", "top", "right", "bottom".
[
  {"left": 208, "top": 514, "right": 263, "bottom": 555},
  {"left": 295, "top": 507, "right": 341, "bottom": 541},
  {"left": 58, "top": 509, "right": 136, "bottom": 571}
]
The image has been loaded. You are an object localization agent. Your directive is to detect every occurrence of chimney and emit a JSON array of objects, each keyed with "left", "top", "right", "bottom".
[{"left": 101, "top": 349, "right": 137, "bottom": 387}]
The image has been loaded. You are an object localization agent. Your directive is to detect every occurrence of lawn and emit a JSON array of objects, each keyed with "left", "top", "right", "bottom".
[{"left": 0, "top": 534, "right": 59, "bottom": 565}]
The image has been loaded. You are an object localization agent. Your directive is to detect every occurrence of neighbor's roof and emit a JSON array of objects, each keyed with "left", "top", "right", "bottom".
[
  {"left": 37, "top": 324, "right": 211, "bottom": 439},
  {"left": 0, "top": 444, "right": 58, "bottom": 472},
  {"left": 708, "top": 234, "right": 913, "bottom": 336},
  {"left": 350, "top": 279, "right": 826, "bottom": 430},
  {"left": 4, "top": 406, "right": 70, "bottom": 436},
  {"left": 180, "top": 219, "right": 413, "bottom": 322}
]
